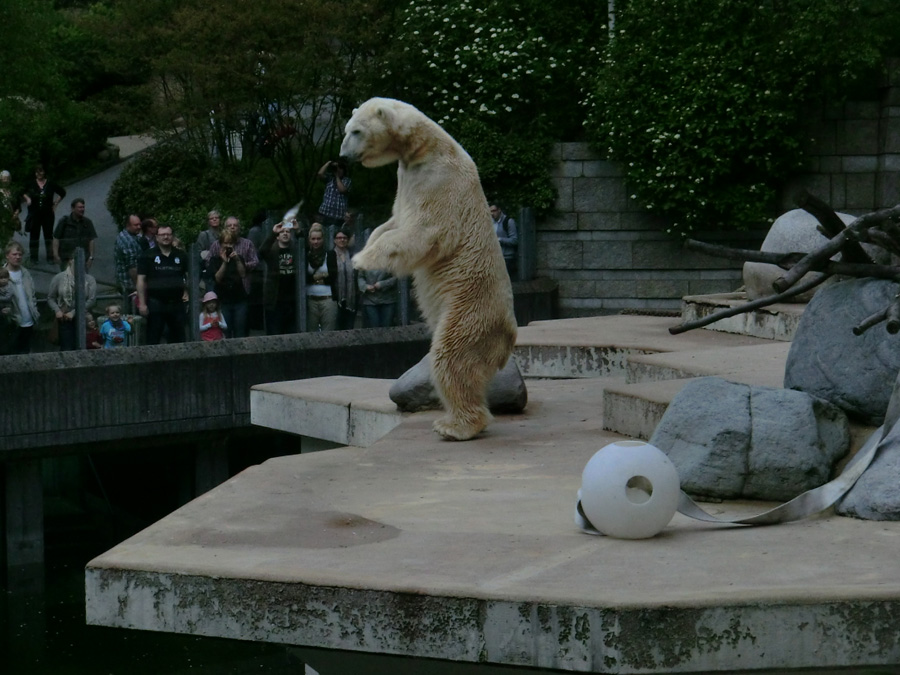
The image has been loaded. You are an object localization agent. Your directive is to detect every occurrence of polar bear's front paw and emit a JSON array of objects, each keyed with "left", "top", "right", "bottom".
[
  {"left": 433, "top": 414, "right": 486, "bottom": 442},
  {"left": 352, "top": 249, "right": 376, "bottom": 271}
]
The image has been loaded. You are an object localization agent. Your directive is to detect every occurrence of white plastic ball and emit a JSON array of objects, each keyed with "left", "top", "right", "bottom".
[{"left": 580, "top": 441, "right": 680, "bottom": 539}]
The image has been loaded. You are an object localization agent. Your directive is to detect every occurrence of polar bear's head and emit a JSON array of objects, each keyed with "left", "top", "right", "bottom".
[{"left": 340, "top": 97, "right": 419, "bottom": 168}]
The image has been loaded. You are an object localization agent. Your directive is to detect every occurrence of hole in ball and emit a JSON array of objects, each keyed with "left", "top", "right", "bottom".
[{"left": 625, "top": 475, "right": 653, "bottom": 504}]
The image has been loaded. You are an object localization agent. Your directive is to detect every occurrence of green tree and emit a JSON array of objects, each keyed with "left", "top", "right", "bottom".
[
  {"left": 379, "top": 0, "right": 605, "bottom": 213},
  {"left": 586, "top": 0, "right": 895, "bottom": 237},
  {"left": 93, "top": 0, "right": 393, "bottom": 209},
  {"left": 0, "top": 0, "right": 109, "bottom": 182}
]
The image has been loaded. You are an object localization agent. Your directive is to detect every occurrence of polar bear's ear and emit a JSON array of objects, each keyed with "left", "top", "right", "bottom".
[
  {"left": 375, "top": 105, "right": 395, "bottom": 125},
  {"left": 352, "top": 107, "right": 359, "bottom": 116}
]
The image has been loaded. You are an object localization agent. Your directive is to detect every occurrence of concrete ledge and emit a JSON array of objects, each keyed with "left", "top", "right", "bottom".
[
  {"left": 625, "top": 342, "right": 792, "bottom": 386},
  {"left": 681, "top": 293, "right": 805, "bottom": 341},
  {"left": 251, "top": 377, "right": 405, "bottom": 448},
  {"left": 0, "top": 326, "right": 430, "bottom": 455},
  {"left": 602, "top": 379, "right": 684, "bottom": 440},
  {"left": 514, "top": 314, "right": 774, "bottom": 379}
]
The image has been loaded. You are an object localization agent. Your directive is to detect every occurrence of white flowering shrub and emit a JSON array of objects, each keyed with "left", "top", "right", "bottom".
[
  {"left": 384, "top": 0, "right": 604, "bottom": 212},
  {"left": 586, "top": 0, "right": 891, "bottom": 237}
]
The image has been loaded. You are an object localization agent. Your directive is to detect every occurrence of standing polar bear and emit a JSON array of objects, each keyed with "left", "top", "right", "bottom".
[{"left": 340, "top": 97, "right": 517, "bottom": 441}]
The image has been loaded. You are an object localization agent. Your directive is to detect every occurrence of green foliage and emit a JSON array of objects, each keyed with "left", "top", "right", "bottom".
[
  {"left": 382, "top": 0, "right": 605, "bottom": 213},
  {"left": 0, "top": 97, "right": 107, "bottom": 183},
  {"left": 105, "top": 143, "right": 235, "bottom": 240},
  {"left": 586, "top": 0, "right": 891, "bottom": 237},
  {"left": 0, "top": 0, "right": 108, "bottom": 180},
  {"left": 91, "top": 0, "right": 394, "bottom": 208}
]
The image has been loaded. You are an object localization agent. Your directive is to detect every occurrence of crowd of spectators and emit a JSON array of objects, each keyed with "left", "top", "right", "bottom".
[{"left": 0, "top": 160, "right": 415, "bottom": 354}]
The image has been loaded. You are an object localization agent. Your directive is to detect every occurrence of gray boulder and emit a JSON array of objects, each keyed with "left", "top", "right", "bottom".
[
  {"left": 742, "top": 208, "right": 886, "bottom": 301},
  {"left": 783, "top": 277, "right": 900, "bottom": 425},
  {"left": 649, "top": 377, "right": 850, "bottom": 501},
  {"left": 389, "top": 354, "right": 527, "bottom": 414},
  {"left": 837, "top": 370, "right": 900, "bottom": 520}
]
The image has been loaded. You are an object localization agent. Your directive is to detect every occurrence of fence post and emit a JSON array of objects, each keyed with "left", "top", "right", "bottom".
[
  {"left": 188, "top": 243, "right": 201, "bottom": 341},
  {"left": 74, "top": 248, "right": 87, "bottom": 350},
  {"left": 398, "top": 277, "right": 411, "bottom": 326},
  {"left": 518, "top": 206, "right": 536, "bottom": 282},
  {"left": 295, "top": 236, "right": 307, "bottom": 332}
]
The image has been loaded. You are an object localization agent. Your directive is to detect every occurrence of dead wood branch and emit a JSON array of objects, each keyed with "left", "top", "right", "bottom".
[
  {"left": 685, "top": 239, "right": 900, "bottom": 280},
  {"left": 773, "top": 204, "right": 900, "bottom": 293},
  {"left": 794, "top": 189, "right": 873, "bottom": 264},
  {"left": 672, "top": 197, "right": 900, "bottom": 337}
]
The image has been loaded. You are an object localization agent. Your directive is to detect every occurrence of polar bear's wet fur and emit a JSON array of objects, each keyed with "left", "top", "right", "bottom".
[{"left": 340, "top": 97, "right": 517, "bottom": 441}]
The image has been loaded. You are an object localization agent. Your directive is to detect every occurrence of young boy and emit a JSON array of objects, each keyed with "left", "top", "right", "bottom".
[{"left": 99, "top": 303, "right": 132, "bottom": 348}]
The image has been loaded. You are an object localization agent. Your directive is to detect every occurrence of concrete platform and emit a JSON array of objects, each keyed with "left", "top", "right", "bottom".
[
  {"left": 85, "top": 315, "right": 900, "bottom": 673},
  {"left": 680, "top": 293, "right": 805, "bottom": 341},
  {"left": 513, "top": 314, "right": 774, "bottom": 379}
]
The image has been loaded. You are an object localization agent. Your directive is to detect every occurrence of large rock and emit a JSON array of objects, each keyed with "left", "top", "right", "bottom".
[
  {"left": 837, "top": 370, "right": 900, "bottom": 520},
  {"left": 389, "top": 354, "right": 527, "bottom": 414},
  {"left": 784, "top": 278, "right": 900, "bottom": 424},
  {"left": 742, "top": 208, "right": 886, "bottom": 301},
  {"left": 649, "top": 377, "right": 850, "bottom": 501}
]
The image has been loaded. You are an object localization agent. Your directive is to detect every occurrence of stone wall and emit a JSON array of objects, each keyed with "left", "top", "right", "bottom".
[
  {"left": 539, "top": 144, "right": 762, "bottom": 317},
  {"left": 787, "top": 58, "right": 900, "bottom": 214},
  {"left": 0, "top": 326, "right": 431, "bottom": 454},
  {"left": 539, "top": 60, "right": 900, "bottom": 318}
]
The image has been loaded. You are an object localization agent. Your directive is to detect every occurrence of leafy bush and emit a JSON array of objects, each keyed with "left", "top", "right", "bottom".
[
  {"left": 0, "top": 97, "right": 107, "bottom": 183},
  {"left": 586, "top": 0, "right": 890, "bottom": 237},
  {"left": 381, "top": 0, "right": 605, "bottom": 214},
  {"left": 106, "top": 142, "right": 236, "bottom": 240}
]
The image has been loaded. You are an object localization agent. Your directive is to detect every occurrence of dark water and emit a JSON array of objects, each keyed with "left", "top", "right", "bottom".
[
  {"left": 1, "top": 435, "right": 309, "bottom": 675},
  {"left": 3, "top": 561, "right": 299, "bottom": 674},
  {"left": 4, "top": 443, "right": 900, "bottom": 675}
]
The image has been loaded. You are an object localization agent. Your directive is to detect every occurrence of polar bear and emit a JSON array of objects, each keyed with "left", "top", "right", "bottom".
[{"left": 340, "top": 97, "right": 517, "bottom": 441}]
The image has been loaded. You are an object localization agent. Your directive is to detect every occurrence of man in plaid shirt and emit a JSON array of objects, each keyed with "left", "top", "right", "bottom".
[
  {"left": 316, "top": 159, "right": 351, "bottom": 227},
  {"left": 114, "top": 214, "right": 143, "bottom": 308}
]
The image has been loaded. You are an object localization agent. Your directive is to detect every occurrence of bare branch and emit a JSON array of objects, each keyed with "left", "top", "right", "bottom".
[
  {"left": 795, "top": 189, "right": 873, "bottom": 264},
  {"left": 773, "top": 204, "right": 900, "bottom": 293}
]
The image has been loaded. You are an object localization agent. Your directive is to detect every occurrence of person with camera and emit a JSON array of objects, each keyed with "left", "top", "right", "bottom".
[
  {"left": 259, "top": 219, "right": 298, "bottom": 335},
  {"left": 316, "top": 158, "right": 351, "bottom": 230},
  {"left": 136, "top": 224, "right": 188, "bottom": 345},
  {"left": 208, "top": 231, "right": 248, "bottom": 339},
  {"left": 206, "top": 216, "right": 258, "bottom": 338}
]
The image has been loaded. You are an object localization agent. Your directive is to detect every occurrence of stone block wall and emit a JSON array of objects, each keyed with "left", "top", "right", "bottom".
[
  {"left": 787, "top": 58, "right": 900, "bottom": 214},
  {"left": 540, "top": 143, "right": 761, "bottom": 317},
  {"left": 539, "top": 59, "right": 900, "bottom": 318}
]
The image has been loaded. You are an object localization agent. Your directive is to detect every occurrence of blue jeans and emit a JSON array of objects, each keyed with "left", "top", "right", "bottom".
[
  {"left": 220, "top": 299, "right": 249, "bottom": 338},
  {"left": 364, "top": 303, "right": 395, "bottom": 328}
]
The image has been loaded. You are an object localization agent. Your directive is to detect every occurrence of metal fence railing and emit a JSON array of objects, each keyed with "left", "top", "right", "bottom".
[{"left": 61, "top": 206, "right": 538, "bottom": 348}]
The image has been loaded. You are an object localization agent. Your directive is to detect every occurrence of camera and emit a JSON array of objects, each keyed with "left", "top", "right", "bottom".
[{"left": 224, "top": 246, "right": 234, "bottom": 256}]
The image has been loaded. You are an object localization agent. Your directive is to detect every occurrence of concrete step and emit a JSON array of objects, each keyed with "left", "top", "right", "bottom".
[
  {"left": 514, "top": 314, "right": 776, "bottom": 379},
  {"left": 625, "top": 342, "right": 792, "bottom": 385},
  {"left": 251, "top": 376, "right": 406, "bottom": 448},
  {"left": 680, "top": 292, "right": 806, "bottom": 341}
]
